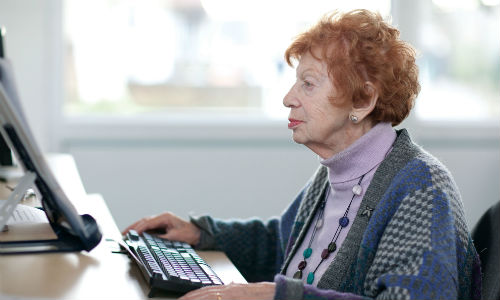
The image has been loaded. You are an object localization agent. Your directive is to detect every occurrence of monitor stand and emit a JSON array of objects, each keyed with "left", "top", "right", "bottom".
[{"left": 0, "top": 171, "right": 36, "bottom": 231}]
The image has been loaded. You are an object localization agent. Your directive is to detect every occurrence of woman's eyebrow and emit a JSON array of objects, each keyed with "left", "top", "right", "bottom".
[
  {"left": 297, "top": 68, "right": 328, "bottom": 83},
  {"left": 297, "top": 67, "right": 324, "bottom": 78}
]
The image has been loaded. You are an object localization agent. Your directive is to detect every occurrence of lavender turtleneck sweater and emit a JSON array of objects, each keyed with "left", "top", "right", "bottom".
[{"left": 285, "top": 122, "right": 396, "bottom": 285}]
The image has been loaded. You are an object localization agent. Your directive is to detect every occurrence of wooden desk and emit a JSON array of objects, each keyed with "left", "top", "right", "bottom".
[{"left": 0, "top": 154, "right": 246, "bottom": 299}]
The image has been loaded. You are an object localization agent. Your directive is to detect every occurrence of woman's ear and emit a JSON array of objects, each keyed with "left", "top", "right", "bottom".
[{"left": 350, "top": 81, "right": 378, "bottom": 122}]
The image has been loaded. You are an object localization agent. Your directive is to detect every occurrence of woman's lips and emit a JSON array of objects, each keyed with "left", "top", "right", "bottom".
[{"left": 288, "top": 119, "right": 303, "bottom": 129}]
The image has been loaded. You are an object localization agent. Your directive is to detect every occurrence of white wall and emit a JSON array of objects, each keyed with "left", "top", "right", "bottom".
[
  {"left": 0, "top": 0, "right": 61, "bottom": 152},
  {"left": 64, "top": 138, "right": 319, "bottom": 229},
  {"left": 1, "top": 0, "right": 499, "bottom": 232},
  {"left": 61, "top": 125, "right": 499, "bottom": 230}
]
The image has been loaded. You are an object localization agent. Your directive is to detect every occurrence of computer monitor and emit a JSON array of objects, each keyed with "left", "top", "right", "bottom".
[
  {"left": 0, "top": 135, "right": 13, "bottom": 166},
  {"left": 0, "top": 28, "right": 13, "bottom": 168},
  {"left": 0, "top": 58, "right": 102, "bottom": 254}
]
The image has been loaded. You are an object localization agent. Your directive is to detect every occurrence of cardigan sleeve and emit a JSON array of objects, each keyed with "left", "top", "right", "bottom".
[
  {"left": 190, "top": 215, "right": 283, "bottom": 282},
  {"left": 189, "top": 187, "right": 307, "bottom": 283},
  {"left": 274, "top": 274, "right": 370, "bottom": 300}
]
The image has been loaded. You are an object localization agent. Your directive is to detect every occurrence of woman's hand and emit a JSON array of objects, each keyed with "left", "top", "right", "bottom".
[
  {"left": 121, "top": 212, "right": 201, "bottom": 246},
  {"left": 179, "top": 282, "right": 276, "bottom": 300}
]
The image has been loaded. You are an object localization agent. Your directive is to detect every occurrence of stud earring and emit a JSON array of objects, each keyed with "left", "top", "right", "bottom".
[{"left": 350, "top": 114, "right": 358, "bottom": 123}]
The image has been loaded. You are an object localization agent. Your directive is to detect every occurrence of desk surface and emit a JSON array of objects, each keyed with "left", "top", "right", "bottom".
[{"left": 0, "top": 154, "right": 246, "bottom": 299}]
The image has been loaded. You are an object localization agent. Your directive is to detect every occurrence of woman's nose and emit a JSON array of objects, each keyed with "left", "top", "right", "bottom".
[{"left": 283, "top": 85, "right": 298, "bottom": 108}]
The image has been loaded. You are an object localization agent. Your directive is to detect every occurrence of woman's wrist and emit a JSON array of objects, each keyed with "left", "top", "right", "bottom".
[
  {"left": 186, "top": 222, "right": 201, "bottom": 246},
  {"left": 189, "top": 215, "right": 218, "bottom": 249}
]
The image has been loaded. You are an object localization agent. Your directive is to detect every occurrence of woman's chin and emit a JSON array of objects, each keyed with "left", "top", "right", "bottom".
[{"left": 291, "top": 133, "right": 306, "bottom": 145}]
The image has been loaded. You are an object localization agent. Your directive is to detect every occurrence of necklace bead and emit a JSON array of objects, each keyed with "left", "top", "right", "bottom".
[
  {"left": 352, "top": 184, "right": 362, "bottom": 195},
  {"left": 321, "top": 248, "right": 330, "bottom": 259},
  {"left": 293, "top": 270, "right": 303, "bottom": 279},
  {"left": 327, "top": 241, "right": 337, "bottom": 252},
  {"left": 315, "top": 216, "right": 324, "bottom": 228},
  {"left": 307, "top": 272, "right": 315, "bottom": 284},
  {"left": 339, "top": 216, "right": 349, "bottom": 227},
  {"left": 298, "top": 260, "right": 307, "bottom": 270},
  {"left": 303, "top": 248, "right": 312, "bottom": 258}
]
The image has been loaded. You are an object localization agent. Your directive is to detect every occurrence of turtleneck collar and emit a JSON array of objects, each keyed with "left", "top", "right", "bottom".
[{"left": 319, "top": 122, "right": 396, "bottom": 183}]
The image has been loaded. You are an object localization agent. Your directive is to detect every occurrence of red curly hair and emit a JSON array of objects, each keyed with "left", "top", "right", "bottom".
[{"left": 285, "top": 9, "right": 420, "bottom": 126}]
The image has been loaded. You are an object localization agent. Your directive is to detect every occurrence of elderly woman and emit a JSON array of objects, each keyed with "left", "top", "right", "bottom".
[{"left": 123, "top": 9, "right": 481, "bottom": 300}]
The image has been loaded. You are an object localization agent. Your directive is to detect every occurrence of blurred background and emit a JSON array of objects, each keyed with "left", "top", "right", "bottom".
[{"left": 0, "top": 0, "right": 498, "bottom": 230}]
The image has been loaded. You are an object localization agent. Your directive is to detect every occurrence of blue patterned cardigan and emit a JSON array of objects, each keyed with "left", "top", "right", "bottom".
[{"left": 192, "top": 129, "right": 482, "bottom": 300}]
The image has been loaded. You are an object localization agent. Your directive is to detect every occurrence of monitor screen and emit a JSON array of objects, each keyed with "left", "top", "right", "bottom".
[{"left": 0, "top": 58, "right": 102, "bottom": 253}]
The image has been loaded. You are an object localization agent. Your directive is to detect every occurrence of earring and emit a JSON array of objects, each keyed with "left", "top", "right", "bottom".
[{"left": 350, "top": 114, "right": 358, "bottom": 123}]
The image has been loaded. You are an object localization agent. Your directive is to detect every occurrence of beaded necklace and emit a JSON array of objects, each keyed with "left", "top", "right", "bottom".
[{"left": 293, "top": 174, "right": 365, "bottom": 284}]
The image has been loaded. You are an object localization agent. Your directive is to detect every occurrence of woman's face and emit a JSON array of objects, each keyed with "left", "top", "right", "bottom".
[{"left": 283, "top": 51, "right": 353, "bottom": 158}]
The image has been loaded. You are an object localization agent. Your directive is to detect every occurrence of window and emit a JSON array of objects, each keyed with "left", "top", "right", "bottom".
[
  {"left": 63, "top": 0, "right": 390, "bottom": 120},
  {"left": 414, "top": 0, "right": 500, "bottom": 121},
  {"left": 64, "top": 0, "right": 498, "bottom": 123}
]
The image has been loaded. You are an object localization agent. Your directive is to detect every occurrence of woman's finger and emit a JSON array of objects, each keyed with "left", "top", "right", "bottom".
[{"left": 121, "top": 218, "right": 148, "bottom": 235}]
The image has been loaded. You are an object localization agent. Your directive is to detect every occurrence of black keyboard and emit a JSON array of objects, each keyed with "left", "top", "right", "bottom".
[{"left": 124, "top": 230, "right": 223, "bottom": 297}]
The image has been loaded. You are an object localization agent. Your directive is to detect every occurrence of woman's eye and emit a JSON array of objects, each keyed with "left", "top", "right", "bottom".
[{"left": 303, "top": 81, "right": 313, "bottom": 88}]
